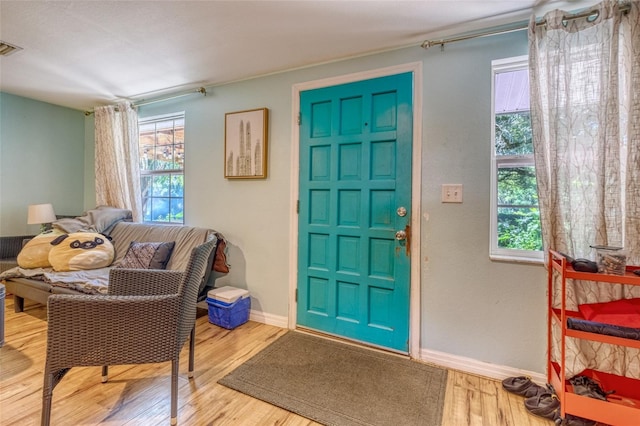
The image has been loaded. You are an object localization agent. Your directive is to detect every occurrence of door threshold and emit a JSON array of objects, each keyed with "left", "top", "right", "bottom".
[{"left": 295, "top": 326, "right": 409, "bottom": 358}]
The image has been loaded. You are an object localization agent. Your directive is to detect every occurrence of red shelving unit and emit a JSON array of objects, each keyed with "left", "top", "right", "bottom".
[{"left": 548, "top": 249, "right": 640, "bottom": 425}]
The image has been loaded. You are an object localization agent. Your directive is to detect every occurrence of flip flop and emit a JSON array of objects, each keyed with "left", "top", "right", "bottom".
[
  {"left": 502, "top": 376, "right": 547, "bottom": 397},
  {"left": 524, "top": 392, "right": 561, "bottom": 423}
]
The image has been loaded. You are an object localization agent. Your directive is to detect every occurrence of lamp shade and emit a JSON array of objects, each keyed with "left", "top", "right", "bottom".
[{"left": 27, "top": 203, "right": 57, "bottom": 225}]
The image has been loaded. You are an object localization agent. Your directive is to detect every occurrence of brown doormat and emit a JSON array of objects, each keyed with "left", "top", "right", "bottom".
[{"left": 218, "top": 331, "right": 448, "bottom": 426}]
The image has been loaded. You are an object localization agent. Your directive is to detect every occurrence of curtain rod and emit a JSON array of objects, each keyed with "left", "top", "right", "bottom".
[
  {"left": 421, "top": 3, "right": 631, "bottom": 50},
  {"left": 421, "top": 25, "right": 526, "bottom": 50},
  {"left": 84, "top": 86, "right": 209, "bottom": 116}
]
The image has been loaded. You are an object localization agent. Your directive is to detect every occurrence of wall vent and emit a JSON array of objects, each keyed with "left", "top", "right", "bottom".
[{"left": 0, "top": 41, "right": 23, "bottom": 56}]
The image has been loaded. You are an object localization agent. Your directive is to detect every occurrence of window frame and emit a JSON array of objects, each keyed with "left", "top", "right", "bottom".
[
  {"left": 490, "top": 56, "right": 543, "bottom": 263},
  {"left": 138, "top": 111, "right": 186, "bottom": 225}
]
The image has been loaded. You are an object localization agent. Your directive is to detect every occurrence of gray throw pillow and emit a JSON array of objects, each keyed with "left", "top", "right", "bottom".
[{"left": 117, "top": 241, "right": 175, "bottom": 269}]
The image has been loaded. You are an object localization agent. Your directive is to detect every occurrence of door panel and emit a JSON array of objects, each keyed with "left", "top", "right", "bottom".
[{"left": 297, "top": 72, "right": 412, "bottom": 352}]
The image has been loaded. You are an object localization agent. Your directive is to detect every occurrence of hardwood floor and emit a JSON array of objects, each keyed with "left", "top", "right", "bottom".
[{"left": 0, "top": 295, "right": 553, "bottom": 425}]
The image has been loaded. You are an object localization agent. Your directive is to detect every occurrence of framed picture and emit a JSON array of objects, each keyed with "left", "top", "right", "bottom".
[{"left": 224, "top": 107, "right": 269, "bottom": 179}]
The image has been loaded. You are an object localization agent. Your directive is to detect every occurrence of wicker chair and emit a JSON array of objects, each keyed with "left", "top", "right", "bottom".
[{"left": 41, "top": 237, "right": 218, "bottom": 426}]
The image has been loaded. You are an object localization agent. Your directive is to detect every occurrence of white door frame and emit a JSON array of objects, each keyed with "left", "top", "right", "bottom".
[{"left": 288, "top": 62, "right": 423, "bottom": 358}]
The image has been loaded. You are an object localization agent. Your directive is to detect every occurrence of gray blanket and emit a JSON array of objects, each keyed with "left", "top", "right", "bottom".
[
  {"left": 0, "top": 266, "right": 110, "bottom": 294},
  {"left": 53, "top": 205, "right": 132, "bottom": 234}
]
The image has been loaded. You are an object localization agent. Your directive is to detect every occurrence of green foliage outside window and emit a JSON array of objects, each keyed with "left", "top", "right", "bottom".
[
  {"left": 141, "top": 172, "right": 184, "bottom": 223},
  {"left": 495, "top": 112, "right": 533, "bottom": 155},
  {"left": 495, "top": 112, "right": 543, "bottom": 251},
  {"left": 139, "top": 116, "right": 185, "bottom": 224}
]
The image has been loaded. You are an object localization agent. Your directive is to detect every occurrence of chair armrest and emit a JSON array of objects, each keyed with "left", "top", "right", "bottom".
[
  {"left": 46, "top": 294, "right": 180, "bottom": 368},
  {"left": 108, "top": 269, "right": 184, "bottom": 296}
]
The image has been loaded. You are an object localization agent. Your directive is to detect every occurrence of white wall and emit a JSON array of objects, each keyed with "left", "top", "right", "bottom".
[{"left": 83, "top": 30, "right": 547, "bottom": 375}]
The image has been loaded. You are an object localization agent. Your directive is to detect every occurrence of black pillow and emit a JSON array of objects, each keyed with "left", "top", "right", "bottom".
[{"left": 117, "top": 241, "right": 175, "bottom": 270}]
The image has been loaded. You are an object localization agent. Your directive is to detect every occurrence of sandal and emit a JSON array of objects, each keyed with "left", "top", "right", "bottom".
[
  {"left": 561, "top": 414, "right": 597, "bottom": 426},
  {"left": 524, "top": 392, "right": 561, "bottom": 423},
  {"left": 502, "top": 376, "right": 547, "bottom": 397}
]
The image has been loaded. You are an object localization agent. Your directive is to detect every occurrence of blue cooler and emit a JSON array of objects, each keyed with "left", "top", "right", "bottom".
[{"left": 206, "top": 286, "right": 250, "bottom": 329}]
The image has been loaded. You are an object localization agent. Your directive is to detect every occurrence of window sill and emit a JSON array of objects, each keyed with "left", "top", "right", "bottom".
[{"left": 490, "top": 253, "right": 544, "bottom": 266}]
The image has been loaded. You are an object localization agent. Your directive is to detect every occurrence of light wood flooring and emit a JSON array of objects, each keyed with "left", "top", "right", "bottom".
[{"left": 0, "top": 295, "right": 553, "bottom": 425}]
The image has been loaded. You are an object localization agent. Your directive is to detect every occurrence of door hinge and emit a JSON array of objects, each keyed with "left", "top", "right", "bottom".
[
  {"left": 295, "top": 288, "right": 298, "bottom": 302},
  {"left": 296, "top": 200, "right": 300, "bottom": 214},
  {"left": 297, "top": 113, "right": 301, "bottom": 125}
]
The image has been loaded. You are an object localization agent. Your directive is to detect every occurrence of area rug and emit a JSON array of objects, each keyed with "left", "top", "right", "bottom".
[{"left": 218, "top": 331, "right": 448, "bottom": 426}]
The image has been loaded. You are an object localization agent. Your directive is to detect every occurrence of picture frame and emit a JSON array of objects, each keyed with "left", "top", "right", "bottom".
[{"left": 224, "top": 107, "right": 269, "bottom": 179}]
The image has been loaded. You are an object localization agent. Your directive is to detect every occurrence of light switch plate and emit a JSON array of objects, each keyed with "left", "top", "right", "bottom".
[{"left": 441, "top": 184, "right": 463, "bottom": 203}]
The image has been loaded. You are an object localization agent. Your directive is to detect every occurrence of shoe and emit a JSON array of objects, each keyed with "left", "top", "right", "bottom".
[
  {"left": 502, "top": 376, "right": 547, "bottom": 397},
  {"left": 569, "top": 375, "right": 615, "bottom": 401},
  {"left": 524, "top": 392, "right": 561, "bottom": 423},
  {"left": 561, "top": 414, "right": 597, "bottom": 426}
]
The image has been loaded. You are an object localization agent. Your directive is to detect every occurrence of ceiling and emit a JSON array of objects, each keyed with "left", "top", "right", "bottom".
[{"left": 0, "top": 0, "right": 599, "bottom": 112}]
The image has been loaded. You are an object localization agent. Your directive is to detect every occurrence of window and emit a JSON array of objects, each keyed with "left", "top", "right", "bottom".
[
  {"left": 138, "top": 113, "right": 185, "bottom": 224},
  {"left": 490, "top": 56, "right": 542, "bottom": 262}
]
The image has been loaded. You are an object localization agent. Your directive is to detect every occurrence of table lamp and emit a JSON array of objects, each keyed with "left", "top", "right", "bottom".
[{"left": 27, "top": 203, "right": 57, "bottom": 233}]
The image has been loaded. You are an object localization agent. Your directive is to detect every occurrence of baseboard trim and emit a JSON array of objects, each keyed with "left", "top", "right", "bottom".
[
  {"left": 420, "top": 347, "right": 546, "bottom": 384},
  {"left": 249, "top": 309, "right": 288, "bottom": 328}
]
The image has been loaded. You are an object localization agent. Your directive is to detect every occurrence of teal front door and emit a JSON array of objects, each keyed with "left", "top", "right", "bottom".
[{"left": 297, "top": 72, "right": 413, "bottom": 352}]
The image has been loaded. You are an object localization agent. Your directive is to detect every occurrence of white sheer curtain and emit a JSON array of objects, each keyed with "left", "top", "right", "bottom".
[
  {"left": 529, "top": 0, "right": 640, "bottom": 378},
  {"left": 94, "top": 102, "right": 143, "bottom": 222}
]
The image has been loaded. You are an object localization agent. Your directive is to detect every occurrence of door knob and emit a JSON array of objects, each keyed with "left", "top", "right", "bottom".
[{"left": 395, "top": 230, "right": 407, "bottom": 241}]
